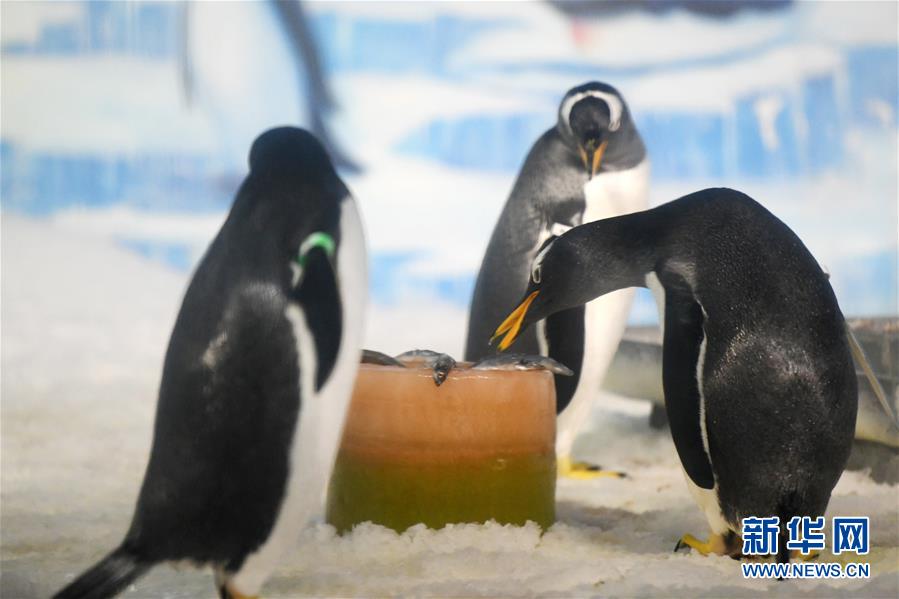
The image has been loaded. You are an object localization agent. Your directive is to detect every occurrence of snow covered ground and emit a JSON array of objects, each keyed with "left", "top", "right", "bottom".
[{"left": 2, "top": 214, "right": 897, "bottom": 598}]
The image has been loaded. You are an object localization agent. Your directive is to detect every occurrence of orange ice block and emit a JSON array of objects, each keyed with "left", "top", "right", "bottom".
[{"left": 326, "top": 364, "right": 557, "bottom": 533}]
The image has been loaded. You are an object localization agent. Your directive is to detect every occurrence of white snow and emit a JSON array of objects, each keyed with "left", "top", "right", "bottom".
[{"left": 2, "top": 214, "right": 897, "bottom": 598}]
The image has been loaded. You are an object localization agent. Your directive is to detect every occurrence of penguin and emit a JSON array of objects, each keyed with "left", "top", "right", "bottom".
[
  {"left": 465, "top": 81, "right": 649, "bottom": 478},
  {"left": 490, "top": 188, "right": 857, "bottom": 562},
  {"left": 54, "top": 127, "right": 367, "bottom": 599}
]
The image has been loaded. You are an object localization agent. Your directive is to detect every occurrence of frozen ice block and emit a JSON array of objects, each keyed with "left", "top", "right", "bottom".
[{"left": 326, "top": 364, "right": 557, "bottom": 533}]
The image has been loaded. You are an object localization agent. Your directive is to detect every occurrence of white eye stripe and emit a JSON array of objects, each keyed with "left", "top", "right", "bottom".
[
  {"left": 549, "top": 222, "right": 573, "bottom": 237},
  {"left": 532, "top": 239, "right": 554, "bottom": 283},
  {"left": 560, "top": 90, "right": 623, "bottom": 135},
  {"left": 534, "top": 241, "right": 553, "bottom": 268}
]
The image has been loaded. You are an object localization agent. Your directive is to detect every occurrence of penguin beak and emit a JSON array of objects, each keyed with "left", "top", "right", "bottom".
[
  {"left": 490, "top": 290, "right": 540, "bottom": 352},
  {"left": 578, "top": 140, "right": 608, "bottom": 178}
]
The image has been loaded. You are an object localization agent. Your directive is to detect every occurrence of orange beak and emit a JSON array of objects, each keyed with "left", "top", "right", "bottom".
[
  {"left": 490, "top": 290, "right": 540, "bottom": 351},
  {"left": 590, "top": 140, "right": 608, "bottom": 178},
  {"left": 579, "top": 140, "right": 608, "bottom": 178}
]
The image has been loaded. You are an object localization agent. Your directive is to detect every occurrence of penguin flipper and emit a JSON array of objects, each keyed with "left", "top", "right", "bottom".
[{"left": 661, "top": 289, "right": 715, "bottom": 490}]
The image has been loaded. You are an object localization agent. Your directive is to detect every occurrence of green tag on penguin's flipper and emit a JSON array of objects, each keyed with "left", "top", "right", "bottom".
[{"left": 297, "top": 231, "right": 336, "bottom": 267}]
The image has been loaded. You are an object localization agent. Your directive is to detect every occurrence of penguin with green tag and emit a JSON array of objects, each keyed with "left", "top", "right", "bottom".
[{"left": 54, "top": 127, "right": 367, "bottom": 598}]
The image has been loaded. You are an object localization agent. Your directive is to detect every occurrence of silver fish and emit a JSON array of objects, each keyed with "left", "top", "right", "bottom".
[
  {"left": 395, "top": 349, "right": 456, "bottom": 386},
  {"left": 361, "top": 349, "right": 405, "bottom": 368},
  {"left": 472, "top": 353, "right": 574, "bottom": 376}
]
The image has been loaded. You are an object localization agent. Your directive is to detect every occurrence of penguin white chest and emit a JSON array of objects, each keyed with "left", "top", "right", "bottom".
[
  {"left": 231, "top": 197, "right": 367, "bottom": 595},
  {"left": 582, "top": 158, "right": 650, "bottom": 224}
]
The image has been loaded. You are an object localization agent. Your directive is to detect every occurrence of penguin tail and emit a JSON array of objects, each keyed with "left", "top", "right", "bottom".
[{"left": 53, "top": 545, "right": 150, "bottom": 599}]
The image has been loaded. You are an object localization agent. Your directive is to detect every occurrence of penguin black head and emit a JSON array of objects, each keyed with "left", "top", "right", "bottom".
[
  {"left": 248, "top": 126, "right": 337, "bottom": 181},
  {"left": 557, "top": 81, "right": 631, "bottom": 178},
  {"left": 490, "top": 224, "right": 647, "bottom": 351},
  {"left": 237, "top": 127, "right": 347, "bottom": 266},
  {"left": 246, "top": 130, "right": 343, "bottom": 270}
]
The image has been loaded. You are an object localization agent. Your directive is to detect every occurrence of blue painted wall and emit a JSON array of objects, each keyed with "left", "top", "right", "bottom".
[{"left": 2, "top": 1, "right": 896, "bottom": 317}]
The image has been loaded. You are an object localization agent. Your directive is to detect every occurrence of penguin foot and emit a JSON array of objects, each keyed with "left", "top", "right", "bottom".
[
  {"left": 674, "top": 532, "right": 740, "bottom": 558},
  {"left": 792, "top": 549, "right": 821, "bottom": 562},
  {"left": 674, "top": 533, "right": 714, "bottom": 556},
  {"left": 557, "top": 455, "right": 626, "bottom": 480},
  {"left": 219, "top": 582, "right": 259, "bottom": 599}
]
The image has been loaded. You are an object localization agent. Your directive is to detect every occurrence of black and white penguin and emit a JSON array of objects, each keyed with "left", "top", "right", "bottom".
[
  {"left": 54, "top": 127, "right": 367, "bottom": 599},
  {"left": 491, "top": 188, "right": 857, "bottom": 561},
  {"left": 465, "top": 81, "right": 649, "bottom": 478}
]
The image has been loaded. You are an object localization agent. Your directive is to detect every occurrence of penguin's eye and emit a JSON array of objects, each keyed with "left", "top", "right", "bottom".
[
  {"left": 531, "top": 263, "right": 542, "bottom": 284},
  {"left": 296, "top": 231, "right": 336, "bottom": 267}
]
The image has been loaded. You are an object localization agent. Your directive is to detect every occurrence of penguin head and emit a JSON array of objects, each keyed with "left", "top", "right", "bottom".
[
  {"left": 489, "top": 235, "right": 577, "bottom": 351},
  {"left": 240, "top": 127, "right": 346, "bottom": 275},
  {"left": 248, "top": 126, "right": 336, "bottom": 181},
  {"left": 557, "top": 82, "right": 628, "bottom": 178},
  {"left": 491, "top": 225, "right": 644, "bottom": 351}
]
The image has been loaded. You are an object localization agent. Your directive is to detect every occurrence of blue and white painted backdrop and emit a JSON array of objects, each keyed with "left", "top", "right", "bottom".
[{"left": 2, "top": 1, "right": 896, "bottom": 354}]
